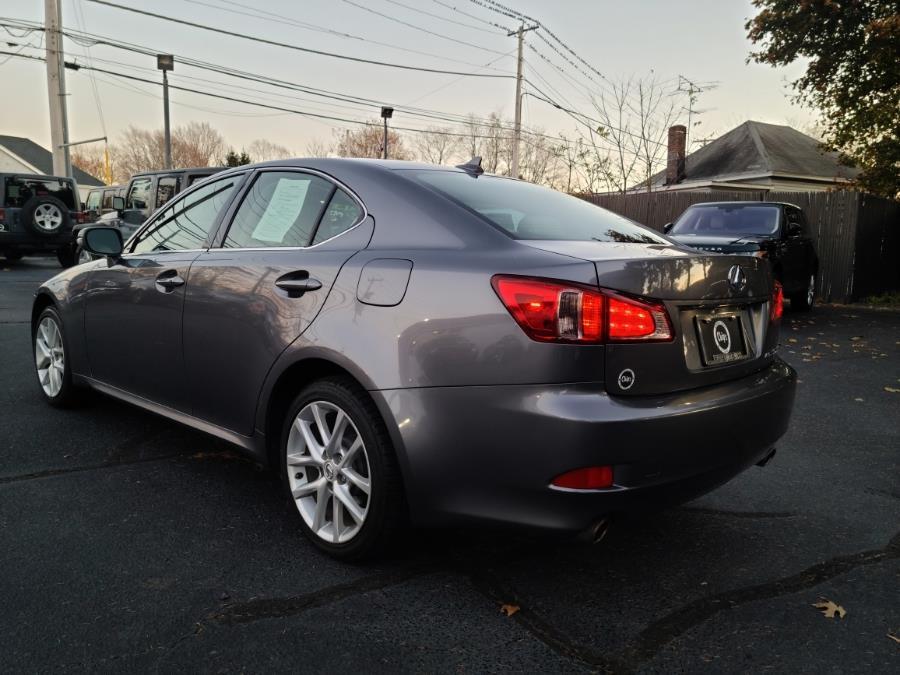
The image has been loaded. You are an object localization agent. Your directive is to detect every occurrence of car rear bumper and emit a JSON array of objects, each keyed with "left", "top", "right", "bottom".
[{"left": 375, "top": 358, "right": 797, "bottom": 531}]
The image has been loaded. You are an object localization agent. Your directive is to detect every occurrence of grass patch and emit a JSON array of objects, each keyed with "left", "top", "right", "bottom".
[{"left": 858, "top": 291, "right": 900, "bottom": 308}]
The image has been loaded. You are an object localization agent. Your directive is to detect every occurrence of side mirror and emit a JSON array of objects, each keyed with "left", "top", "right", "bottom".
[
  {"left": 112, "top": 196, "right": 125, "bottom": 211},
  {"left": 786, "top": 223, "right": 802, "bottom": 238},
  {"left": 81, "top": 226, "right": 123, "bottom": 259},
  {"left": 663, "top": 222, "right": 674, "bottom": 234}
]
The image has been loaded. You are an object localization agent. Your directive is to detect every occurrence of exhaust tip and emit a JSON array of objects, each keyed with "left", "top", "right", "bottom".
[{"left": 579, "top": 517, "right": 611, "bottom": 545}]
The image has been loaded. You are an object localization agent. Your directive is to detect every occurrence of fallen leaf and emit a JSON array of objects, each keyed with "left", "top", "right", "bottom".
[
  {"left": 788, "top": 338, "right": 798, "bottom": 343},
  {"left": 813, "top": 598, "right": 846, "bottom": 619},
  {"left": 885, "top": 386, "right": 900, "bottom": 394},
  {"left": 888, "top": 632, "right": 900, "bottom": 644},
  {"left": 854, "top": 397, "right": 864, "bottom": 402},
  {"left": 850, "top": 336, "right": 863, "bottom": 341},
  {"left": 500, "top": 603, "right": 520, "bottom": 617}
]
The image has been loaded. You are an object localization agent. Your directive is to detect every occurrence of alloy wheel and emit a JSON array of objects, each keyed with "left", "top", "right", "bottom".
[
  {"left": 35, "top": 316, "right": 65, "bottom": 397},
  {"left": 286, "top": 401, "right": 372, "bottom": 544},
  {"left": 34, "top": 204, "right": 63, "bottom": 232}
]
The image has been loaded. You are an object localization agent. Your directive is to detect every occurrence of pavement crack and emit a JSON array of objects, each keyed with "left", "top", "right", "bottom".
[
  {"left": 207, "top": 562, "right": 436, "bottom": 625},
  {"left": 620, "top": 531, "right": 900, "bottom": 668}
]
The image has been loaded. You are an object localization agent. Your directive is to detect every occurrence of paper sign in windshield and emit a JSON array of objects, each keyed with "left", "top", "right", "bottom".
[{"left": 251, "top": 178, "right": 310, "bottom": 243}]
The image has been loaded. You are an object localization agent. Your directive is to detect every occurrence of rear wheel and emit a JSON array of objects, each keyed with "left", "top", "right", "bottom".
[
  {"left": 791, "top": 273, "right": 816, "bottom": 312},
  {"left": 33, "top": 307, "right": 76, "bottom": 407},
  {"left": 280, "top": 377, "right": 404, "bottom": 560}
]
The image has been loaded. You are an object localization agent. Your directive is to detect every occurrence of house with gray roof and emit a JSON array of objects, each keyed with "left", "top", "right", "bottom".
[
  {"left": 644, "top": 121, "right": 858, "bottom": 193},
  {"left": 0, "top": 135, "right": 103, "bottom": 199}
]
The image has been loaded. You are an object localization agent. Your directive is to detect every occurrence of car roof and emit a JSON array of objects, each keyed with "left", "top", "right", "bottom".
[
  {"left": 1, "top": 172, "right": 76, "bottom": 183},
  {"left": 688, "top": 201, "right": 801, "bottom": 209},
  {"left": 132, "top": 167, "right": 226, "bottom": 178}
]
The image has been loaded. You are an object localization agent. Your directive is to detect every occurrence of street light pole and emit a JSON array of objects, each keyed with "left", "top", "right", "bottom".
[
  {"left": 380, "top": 106, "right": 394, "bottom": 160},
  {"left": 157, "top": 54, "right": 174, "bottom": 169}
]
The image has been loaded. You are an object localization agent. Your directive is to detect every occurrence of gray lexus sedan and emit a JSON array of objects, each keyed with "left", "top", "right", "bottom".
[{"left": 32, "top": 158, "right": 796, "bottom": 559}]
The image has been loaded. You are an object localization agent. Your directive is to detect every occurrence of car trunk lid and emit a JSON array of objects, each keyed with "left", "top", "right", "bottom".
[{"left": 520, "top": 240, "right": 778, "bottom": 395}]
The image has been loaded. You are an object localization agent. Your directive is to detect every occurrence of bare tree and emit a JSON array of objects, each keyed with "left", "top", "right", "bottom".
[
  {"left": 247, "top": 138, "right": 293, "bottom": 162},
  {"left": 112, "top": 122, "right": 226, "bottom": 180},
  {"left": 334, "top": 123, "right": 412, "bottom": 159},
  {"left": 174, "top": 121, "right": 225, "bottom": 167},
  {"left": 415, "top": 127, "right": 459, "bottom": 165},
  {"left": 70, "top": 144, "right": 108, "bottom": 184},
  {"left": 304, "top": 138, "right": 332, "bottom": 157}
]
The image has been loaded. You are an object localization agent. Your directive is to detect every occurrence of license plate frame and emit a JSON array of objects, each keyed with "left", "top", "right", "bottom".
[{"left": 695, "top": 312, "right": 748, "bottom": 366}]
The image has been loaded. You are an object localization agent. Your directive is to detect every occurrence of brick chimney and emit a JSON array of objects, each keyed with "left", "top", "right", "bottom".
[{"left": 665, "top": 125, "right": 686, "bottom": 185}]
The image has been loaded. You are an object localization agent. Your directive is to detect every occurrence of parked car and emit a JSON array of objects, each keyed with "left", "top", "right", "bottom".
[
  {"left": 0, "top": 173, "right": 86, "bottom": 266},
  {"left": 83, "top": 184, "right": 125, "bottom": 222},
  {"left": 665, "top": 202, "right": 819, "bottom": 310},
  {"left": 72, "top": 167, "right": 224, "bottom": 263},
  {"left": 34, "top": 159, "right": 796, "bottom": 560}
]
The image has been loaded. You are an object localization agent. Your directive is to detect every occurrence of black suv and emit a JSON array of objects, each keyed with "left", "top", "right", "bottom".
[
  {"left": 0, "top": 173, "right": 85, "bottom": 266},
  {"left": 666, "top": 201, "right": 819, "bottom": 310}
]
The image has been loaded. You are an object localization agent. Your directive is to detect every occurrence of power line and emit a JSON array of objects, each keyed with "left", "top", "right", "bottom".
[
  {"left": 181, "top": 0, "right": 508, "bottom": 72},
  {"left": 381, "top": 0, "right": 504, "bottom": 35},
  {"left": 430, "top": 0, "right": 512, "bottom": 32},
  {"left": 84, "top": 0, "right": 514, "bottom": 78}
]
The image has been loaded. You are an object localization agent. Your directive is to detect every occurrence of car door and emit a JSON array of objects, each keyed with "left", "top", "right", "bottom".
[
  {"left": 84, "top": 173, "right": 245, "bottom": 412},
  {"left": 121, "top": 175, "right": 154, "bottom": 233},
  {"left": 780, "top": 206, "right": 807, "bottom": 293},
  {"left": 182, "top": 168, "right": 370, "bottom": 435}
]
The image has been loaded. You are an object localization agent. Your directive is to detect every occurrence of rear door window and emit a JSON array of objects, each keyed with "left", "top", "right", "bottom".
[
  {"left": 2, "top": 177, "right": 77, "bottom": 209},
  {"left": 85, "top": 190, "right": 102, "bottom": 211},
  {"left": 311, "top": 188, "right": 364, "bottom": 245},
  {"left": 222, "top": 171, "right": 335, "bottom": 248},
  {"left": 408, "top": 170, "right": 666, "bottom": 243},
  {"left": 156, "top": 176, "right": 178, "bottom": 208}
]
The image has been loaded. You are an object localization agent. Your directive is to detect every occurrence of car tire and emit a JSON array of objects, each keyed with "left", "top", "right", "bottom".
[
  {"left": 280, "top": 376, "right": 405, "bottom": 561},
  {"left": 33, "top": 306, "right": 77, "bottom": 407},
  {"left": 74, "top": 245, "right": 95, "bottom": 265},
  {"left": 790, "top": 273, "right": 816, "bottom": 312},
  {"left": 57, "top": 245, "right": 77, "bottom": 268},
  {"left": 21, "top": 195, "right": 72, "bottom": 236}
]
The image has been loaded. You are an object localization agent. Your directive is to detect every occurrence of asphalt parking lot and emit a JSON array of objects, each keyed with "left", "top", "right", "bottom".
[{"left": 1, "top": 256, "right": 897, "bottom": 673}]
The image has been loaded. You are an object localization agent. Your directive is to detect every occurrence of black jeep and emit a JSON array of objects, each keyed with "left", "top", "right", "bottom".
[
  {"left": 0, "top": 173, "right": 85, "bottom": 267},
  {"left": 666, "top": 201, "right": 819, "bottom": 310}
]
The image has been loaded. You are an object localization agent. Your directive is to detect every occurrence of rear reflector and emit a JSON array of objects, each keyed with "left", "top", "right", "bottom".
[
  {"left": 492, "top": 275, "right": 673, "bottom": 344},
  {"left": 551, "top": 466, "right": 614, "bottom": 490},
  {"left": 771, "top": 281, "right": 784, "bottom": 321}
]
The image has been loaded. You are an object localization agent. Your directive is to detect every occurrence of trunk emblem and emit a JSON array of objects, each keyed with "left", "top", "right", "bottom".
[
  {"left": 617, "top": 369, "right": 635, "bottom": 390},
  {"left": 727, "top": 265, "right": 747, "bottom": 292}
]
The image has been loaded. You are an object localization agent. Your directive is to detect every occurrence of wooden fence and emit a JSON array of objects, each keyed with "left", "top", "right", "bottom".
[{"left": 582, "top": 190, "right": 899, "bottom": 303}]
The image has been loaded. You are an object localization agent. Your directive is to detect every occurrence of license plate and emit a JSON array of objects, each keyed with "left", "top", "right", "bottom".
[{"left": 695, "top": 314, "right": 747, "bottom": 366}]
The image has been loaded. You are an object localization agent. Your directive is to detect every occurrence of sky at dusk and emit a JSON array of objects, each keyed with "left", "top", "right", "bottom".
[{"left": 1, "top": 0, "right": 815, "bottom": 156}]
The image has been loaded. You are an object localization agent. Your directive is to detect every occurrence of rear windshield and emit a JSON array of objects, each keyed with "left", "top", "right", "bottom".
[
  {"left": 409, "top": 171, "right": 667, "bottom": 244},
  {"left": 670, "top": 204, "right": 781, "bottom": 236},
  {"left": 3, "top": 176, "right": 77, "bottom": 209}
]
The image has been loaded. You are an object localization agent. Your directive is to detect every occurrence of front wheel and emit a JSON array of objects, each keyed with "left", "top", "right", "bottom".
[
  {"left": 791, "top": 273, "right": 816, "bottom": 312},
  {"left": 33, "top": 306, "right": 76, "bottom": 407},
  {"left": 280, "top": 377, "right": 405, "bottom": 560}
]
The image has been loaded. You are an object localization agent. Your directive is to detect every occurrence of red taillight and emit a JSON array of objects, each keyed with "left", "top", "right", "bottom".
[
  {"left": 771, "top": 281, "right": 784, "bottom": 321},
  {"left": 491, "top": 276, "right": 606, "bottom": 342},
  {"left": 551, "top": 466, "right": 614, "bottom": 490},
  {"left": 0, "top": 208, "right": 5, "bottom": 223},
  {"left": 75, "top": 211, "right": 87, "bottom": 224},
  {"left": 492, "top": 275, "right": 673, "bottom": 344}
]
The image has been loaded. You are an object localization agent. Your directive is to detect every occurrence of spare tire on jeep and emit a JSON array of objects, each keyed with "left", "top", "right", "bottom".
[{"left": 21, "top": 195, "right": 71, "bottom": 236}]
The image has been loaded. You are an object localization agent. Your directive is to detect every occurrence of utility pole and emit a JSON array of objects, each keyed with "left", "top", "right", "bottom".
[
  {"left": 509, "top": 23, "right": 537, "bottom": 179},
  {"left": 44, "top": 0, "right": 71, "bottom": 178},
  {"left": 158, "top": 55, "right": 174, "bottom": 169}
]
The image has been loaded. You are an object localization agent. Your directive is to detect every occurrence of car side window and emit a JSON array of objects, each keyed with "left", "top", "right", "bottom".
[
  {"left": 85, "top": 190, "right": 101, "bottom": 211},
  {"left": 222, "top": 171, "right": 334, "bottom": 249},
  {"left": 127, "top": 177, "right": 152, "bottom": 210},
  {"left": 785, "top": 207, "right": 803, "bottom": 234},
  {"left": 311, "top": 188, "right": 364, "bottom": 245},
  {"left": 101, "top": 189, "right": 116, "bottom": 209},
  {"left": 130, "top": 175, "right": 241, "bottom": 254},
  {"left": 156, "top": 176, "right": 178, "bottom": 208}
]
